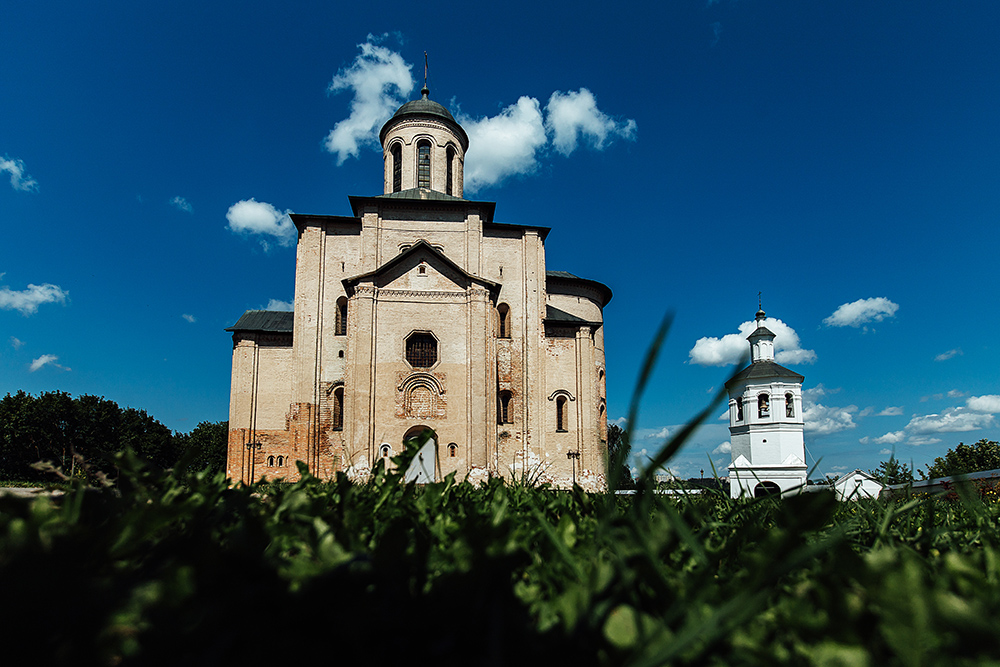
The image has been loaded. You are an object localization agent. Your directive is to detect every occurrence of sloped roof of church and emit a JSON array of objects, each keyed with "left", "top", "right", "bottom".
[
  {"left": 225, "top": 310, "right": 293, "bottom": 333},
  {"left": 546, "top": 270, "right": 614, "bottom": 306},
  {"left": 545, "top": 305, "right": 602, "bottom": 327},
  {"left": 375, "top": 187, "right": 467, "bottom": 202},
  {"left": 342, "top": 239, "right": 499, "bottom": 295},
  {"left": 724, "top": 360, "right": 804, "bottom": 389}
]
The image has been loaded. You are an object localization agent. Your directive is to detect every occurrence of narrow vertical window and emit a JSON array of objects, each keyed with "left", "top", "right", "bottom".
[
  {"left": 267, "top": 455, "right": 275, "bottom": 467},
  {"left": 446, "top": 145, "right": 455, "bottom": 196},
  {"left": 277, "top": 456, "right": 284, "bottom": 466},
  {"left": 449, "top": 443, "right": 457, "bottom": 458},
  {"left": 391, "top": 143, "right": 402, "bottom": 192},
  {"left": 497, "top": 303, "right": 510, "bottom": 338},
  {"left": 336, "top": 297, "right": 348, "bottom": 336},
  {"left": 417, "top": 140, "right": 431, "bottom": 189},
  {"left": 556, "top": 396, "right": 568, "bottom": 432},
  {"left": 736, "top": 398, "right": 744, "bottom": 421},
  {"left": 758, "top": 394, "right": 770, "bottom": 418},
  {"left": 785, "top": 393, "right": 795, "bottom": 418},
  {"left": 499, "top": 390, "right": 512, "bottom": 424},
  {"left": 332, "top": 387, "right": 344, "bottom": 430}
]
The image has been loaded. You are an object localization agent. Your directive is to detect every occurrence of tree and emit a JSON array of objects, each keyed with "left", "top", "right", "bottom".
[
  {"left": 922, "top": 439, "right": 1000, "bottom": 479},
  {"left": 869, "top": 457, "right": 914, "bottom": 485},
  {"left": 175, "top": 421, "right": 229, "bottom": 474},
  {"left": 606, "top": 422, "right": 634, "bottom": 489}
]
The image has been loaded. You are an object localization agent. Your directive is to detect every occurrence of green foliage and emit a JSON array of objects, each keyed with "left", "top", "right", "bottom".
[
  {"left": 923, "top": 438, "right": 1000, "bottom": 479},
  {"left": 870, "top": 456, "right": 914, "bottom": 485},
  {"left": 0, "top": 391, "right": 227, "bottom": 481},
  {"left": 606, "top": 422, "right": 634, "bottom": 489},
  {"left": 4, "top": 451, "right": 1000, "bottom": 664}
]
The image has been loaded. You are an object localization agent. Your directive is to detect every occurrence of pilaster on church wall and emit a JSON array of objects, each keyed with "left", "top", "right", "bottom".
[
  {"left": 345, "top": 282, "right": 377, "bottom": 469},
  {"left": 523, "top": 231, "right": 546, "bottom": 460},
  {"left": 466, "top": 287, "right": 492, "bottom": 467},
  {"left": 292, "top": 223, "right": 323, "bottom": 404}
]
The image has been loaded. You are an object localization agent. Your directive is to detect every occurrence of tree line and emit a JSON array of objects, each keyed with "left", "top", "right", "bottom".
[
  {"left": 869, "top": 438, "right": 1000, "bottom": 485},
  {"left": 0, "top": 390, "right": 227, "bottom": 483}
]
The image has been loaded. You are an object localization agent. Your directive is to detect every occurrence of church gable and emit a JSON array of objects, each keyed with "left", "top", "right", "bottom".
[{"left": 343, "top": 240, "right": 497, "bottom": 297}]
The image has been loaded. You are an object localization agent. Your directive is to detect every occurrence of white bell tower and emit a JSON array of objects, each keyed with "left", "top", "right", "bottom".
[{"left": 726, "top": 309, "right": 808, "bottom": 498}]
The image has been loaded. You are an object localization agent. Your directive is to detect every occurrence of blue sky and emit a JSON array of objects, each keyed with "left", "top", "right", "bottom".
[{"left": 2, "top": 1, "right": 999, "bottom": 480}]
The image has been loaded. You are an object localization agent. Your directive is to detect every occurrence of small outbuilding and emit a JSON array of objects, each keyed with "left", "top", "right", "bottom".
[{"left": 832, "top": 469, "right": 884, "bottom": 501}]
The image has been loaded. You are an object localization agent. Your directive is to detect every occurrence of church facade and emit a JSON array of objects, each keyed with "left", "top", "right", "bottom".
[{"left": 225, "top": 86, "right": 612, "bottom": 490}]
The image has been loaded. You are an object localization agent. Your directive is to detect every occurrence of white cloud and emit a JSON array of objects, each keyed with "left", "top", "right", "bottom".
[
  {"left": 182, "top": 314, "right": 196, "bottom": 323},
  {"left": 947, "top": 389, "right": 966, "bottom": 399},
  {"left": 872, "top": 431, "right": 905, "bottom": 445},
  {"left": 10, "top": 336, "right": 24, "bottom": 349},
  {"left": 266, "top": 299, "right": 294, "bottom": 311},
  {"left": 878, "top": 406, "right": 904, "bottom": 416},
  {"left": 460, "top": 97, "right": 548, "bottom": 191},
  {"left": 879, "top": 448, "right": 893, "bottom": 455},
  {"left": 171, "top": 196, "right": 193, "bottom": 213},
  {"left": 712, "top": 441, "right": 732, "bottom": 455},
  {"left": 226, "top": 199, "right": 296, "bottom": 248},
  {"left": 823, "top": 297, "right": 899, "bottom": 328},
  {"left": 907, "top": 436, "right": 942, "bottom": 446},
  {"left": 612, "top": 416, "right": 627, "bottom": 426},
  {"left": 322, "top": 42, "right": 635, "bottom": 190},
  {"left": 0, "top": 282, "right": 69, "bottom": 315},
  {"left": 906, "top": 408, "right": 995, "bottom": 434},
  {"left": 545, "top": 88, "right": 636, "bottom": 156},
  {"left": 935, "top": 348, "right": 962, "bottom": 362},
  {"left": 1, "top": 155, "right": 38, "bottom": 192},
  {"left": 324, "top": 34, "right": 414, "bottom": 164},
  {"left": 29, "top": 354, "right": 69, "bottom": 372},
  {"left": 803, "top": 401, "right": 858, "bottom": 436},
  {"left": 689, "top": 317, "right": 815, "bottom": 367},
  {"left": 859, "top": 436, "right": 869, "bottom": 444},
  {"left": 803, "top": 384, "right": 838, "bottom": 400},
  {"left": 967, "top": 395, "right": 1000, "bottom": 414}
]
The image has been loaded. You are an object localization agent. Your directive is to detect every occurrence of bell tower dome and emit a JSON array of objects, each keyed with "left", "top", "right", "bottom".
[{"left": 379, "top": 86, "right": 469, "bottom": 197}]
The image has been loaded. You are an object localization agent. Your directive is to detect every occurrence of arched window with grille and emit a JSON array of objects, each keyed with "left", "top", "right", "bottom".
[
  {"left": 267, "top": 455, "right": 275, "bottom": 467},
  {"left": 417, "top": 140, "right": 431, "bottom": 189},
  {"left": 446, "top": 145, "right": 455, "bottom": 195},
  {"left": 448, "top": 443, "right": 457, "bottom": 458},
  {"left": 332, "top": 387, "right": 344, "bottom": 430},
  {"left": 335, "top": 297, "right": 348, "bottom": 336},
  {"left": 277, "top": 456, "right": 284, "bottom": 466},
  {"left": 391, "top": 143, "right": 402, "bottom": 192},
  {"left": 497, "top": 303, "right": 511, "bottom": 338},
  {"left": 556, "top": 396, "right": 568, "bottom": 432},
  {"left": 498, "top": 390, "right": 512, "bottom": 424}
]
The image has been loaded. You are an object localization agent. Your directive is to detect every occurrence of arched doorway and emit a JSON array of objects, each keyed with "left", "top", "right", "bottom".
[
  {"left": 402, "top": 425, "right": 436, "bottom": 448},
  {"left": 401, "top": 425, "right": 438, "bottom": 483},
  {"left": 754, "top": 481, "right": 781, "bottom": 498}
]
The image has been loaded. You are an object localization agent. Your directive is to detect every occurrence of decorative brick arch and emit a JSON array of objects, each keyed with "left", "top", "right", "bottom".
[{"left": 398, "top": 372, "right": 446, "bottom": 419}]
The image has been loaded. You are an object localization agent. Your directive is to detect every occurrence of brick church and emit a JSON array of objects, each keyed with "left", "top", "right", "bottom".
[{"left": 225, "top": 84, "right": 612, "bottom": 489}]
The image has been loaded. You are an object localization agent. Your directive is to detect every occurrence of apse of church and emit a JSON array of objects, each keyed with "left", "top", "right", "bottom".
[{"left": 226, "top": 85, "right": 612, "bottom": 490}]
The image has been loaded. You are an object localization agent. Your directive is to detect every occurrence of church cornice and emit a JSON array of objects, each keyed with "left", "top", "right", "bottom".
[{"left": 348, "top": 193, "right": 496, "bottom": 222}]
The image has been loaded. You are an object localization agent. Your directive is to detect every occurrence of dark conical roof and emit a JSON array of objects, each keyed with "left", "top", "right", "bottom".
[{"left": 379, "top": 86, "right": 469, "bottom": 150}]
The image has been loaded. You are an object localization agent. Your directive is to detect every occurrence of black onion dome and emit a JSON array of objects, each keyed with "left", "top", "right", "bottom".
[{"left": 379, "top": 87, "right": 469, "bottom": 150}]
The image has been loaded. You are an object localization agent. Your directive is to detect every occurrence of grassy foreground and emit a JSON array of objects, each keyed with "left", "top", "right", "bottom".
[{"left": 1, "top": 446, "right": 1000, "bottom": 666}]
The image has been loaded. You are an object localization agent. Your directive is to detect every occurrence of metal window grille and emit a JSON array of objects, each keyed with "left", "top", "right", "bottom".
[
  {"left": 417, "top": 142, "right": 431, "bottom": 189},
  {"left": 406, "top": 333, "right": 437, "bottom": 367},
  {"left": 392, "top": 144, "right": 402, "bottom": 192},
  {"left": 446, "top": 146, "right": 454, "bottom": 195}
]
